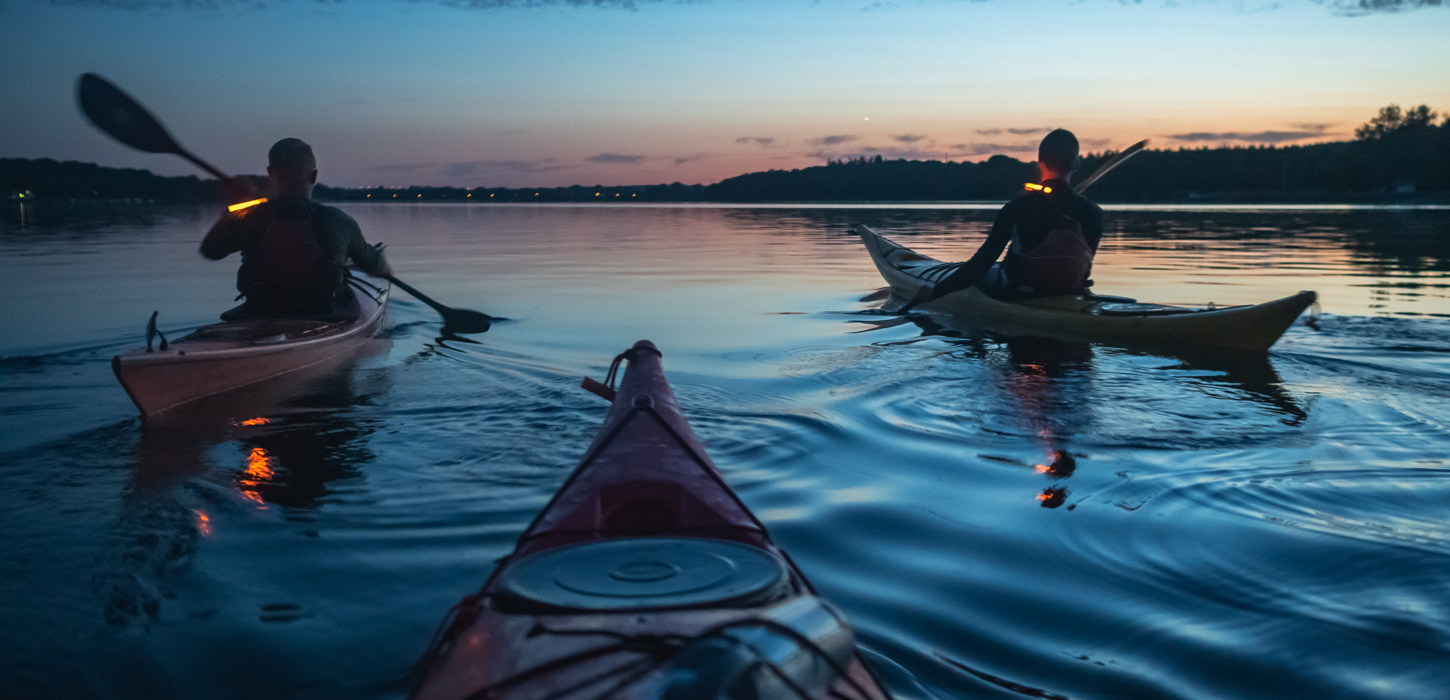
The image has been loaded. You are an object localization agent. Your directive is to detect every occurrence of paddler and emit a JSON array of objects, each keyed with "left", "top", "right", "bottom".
[
  {"left": 201, "top": 138, "right": 391, "bottom": 320},
  {"left": 926, "top": 129, "right": 1105, "bottom": 302}
]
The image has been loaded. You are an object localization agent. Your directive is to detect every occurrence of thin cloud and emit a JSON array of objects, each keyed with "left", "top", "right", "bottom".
[
  {"left": 975, "top": 128, "right": 1003, "bottom": 136},
  {"left": 445, "top": 158, "right": 572, "bottom": 178},
  {"left": 892, "top": 133, "right": 929, "bottom": 143},
  {"left": 1168, "top": 129, "right": 1331, "bottom": 144},
  {"left": 362, "top": 162, "right": 435, "bottom": 173},
  {"left": 1006, "top": 127, "right": 1053, "bottom": 135},
  {"left": 53, "top": 0, "right": 1447, "bottom": 12},
  {"left": 735, "top": 136, "right": 777, "bottom": 147},
  {"left": 673, "top": 153, "right": 714, "bottom": 165},
  {"left": 54, "top": 0, "right": 672, "bottom": 7},
  {"left": 586, "top": 153, "right": 646, "bottom": 164},
  {"left": 948, "top": 142, "right": 1036, "bottom": 156},
  {"left": 1321, "top": 0, "right": 1445, "bottom": 15},
  {"left": 808, "top": 134, "right": 859, "bottom": 146}
]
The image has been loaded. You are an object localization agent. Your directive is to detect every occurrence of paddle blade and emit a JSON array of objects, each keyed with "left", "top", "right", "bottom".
[
  {"left": 77, "top": 73, "right": 182, "bottom": 155},
  {"left": 441, "top": 308, "right": 493, "bottom": 335}
]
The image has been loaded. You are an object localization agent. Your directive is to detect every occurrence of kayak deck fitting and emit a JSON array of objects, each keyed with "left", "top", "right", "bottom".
[
  {"left": 411, "top": 340, "right": 890, "bottom": 700},
  {"left": 111, "top": 274, "right": 390, "bottom": 417},
  {"left": 855, "top": 224, "right": 1316, "bottom": 353}
]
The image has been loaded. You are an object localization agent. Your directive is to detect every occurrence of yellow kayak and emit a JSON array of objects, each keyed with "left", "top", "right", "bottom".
[{"left": 855, "top": 224, "right": 1315, "bottom": 353}]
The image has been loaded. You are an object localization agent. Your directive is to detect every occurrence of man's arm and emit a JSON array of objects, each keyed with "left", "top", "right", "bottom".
[
  {"left": 928, "top": 203, "right": 1017, "bottom": 298},
  {"left": 1082, "top": 202, "right": 1106, "bottom": 254},
  {"left": 199, "top": 209, "right": 251, "bottom": 259},
  {"left": 330, "top": 208, "right": 392, "bottom": 277}
]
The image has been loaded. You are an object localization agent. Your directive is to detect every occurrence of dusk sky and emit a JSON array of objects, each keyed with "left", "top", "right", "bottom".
[{"left": 3, "top": 0, "right": 1447, "bottom": 188}]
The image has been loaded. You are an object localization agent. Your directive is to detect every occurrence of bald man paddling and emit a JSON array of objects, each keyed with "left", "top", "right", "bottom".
[
  {"left": 928, "top": 129, "right": 1105, "bottom": 302},
  {"left": 201, "top": 138, "right": 392, "bottom": 320}
]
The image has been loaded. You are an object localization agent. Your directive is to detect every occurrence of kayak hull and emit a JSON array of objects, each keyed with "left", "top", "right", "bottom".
[
  {"left": 856, "top": 224, "right": 1315, "bottom": 353},
  {"left": 112, "top": 276, "right": 389, "bottom": 416},
  {"left": 412, "top": 340, "right": 889, "bottom": 700}
]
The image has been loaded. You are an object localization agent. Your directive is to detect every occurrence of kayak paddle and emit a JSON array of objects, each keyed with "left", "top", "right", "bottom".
[
  {"left": 76, "top": 72, "right": 495, "bottom": 333},
  {"left": 1074, "top": 138, "right": 1148, "bottom": 194},
  {"left": 894, "top": 138, "right": 1149, "bottom": 313},
  {"left": 384, "top": 275, "right": 493, "bottom": 334}
]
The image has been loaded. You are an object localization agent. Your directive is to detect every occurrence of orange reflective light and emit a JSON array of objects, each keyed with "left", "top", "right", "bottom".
[
  {"left": 245, "top": 447, "right": 275, "bottom": 480},
  {"left": 1024, "top": 183, "right": 1052, "bottom": 194},
  {"left": 228, "top": 197, "right": 267, "bottom": 212},
  {"left": 195, "top": 510, "right": 212, "bottom": 536},
  {"left": 239, "top": 417, "right": 270, "bottom": 427}
]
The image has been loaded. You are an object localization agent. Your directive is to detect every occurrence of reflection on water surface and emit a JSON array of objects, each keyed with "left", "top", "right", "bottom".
[{"left": 1, "top": 203, "right": 1449, "bottom": 699}]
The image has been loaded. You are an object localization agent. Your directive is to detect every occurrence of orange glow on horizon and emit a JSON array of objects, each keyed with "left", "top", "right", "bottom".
[{"left": 228, "top": 198, "right": 267, "bottom": 213}]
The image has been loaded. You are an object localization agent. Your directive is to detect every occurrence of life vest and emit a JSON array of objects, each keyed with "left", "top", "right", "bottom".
[
  {"left": 244, "top": 204, "right": 345, "bottom": 313},
  {"left": 1010, "top": 195, "right": 1093, "bottom": 296}
]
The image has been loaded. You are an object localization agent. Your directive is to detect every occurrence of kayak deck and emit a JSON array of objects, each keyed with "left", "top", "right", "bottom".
[
  {"left": 855, "top": 224, "right": 1315, "bottom": 353},
  {"left": 112, "top": 275, "right": 389, "bottom": 416},
  {"left": 412, "top": 340, "right": 890, "bottom": 700}
]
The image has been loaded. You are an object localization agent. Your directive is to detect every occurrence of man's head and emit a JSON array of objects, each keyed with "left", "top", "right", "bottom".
[
  {"left": 267, "top": 138, "right": 318, "bottom": 197},
  {"left": 1037, "top": 129, "right": 1080, "bottom": 180}
]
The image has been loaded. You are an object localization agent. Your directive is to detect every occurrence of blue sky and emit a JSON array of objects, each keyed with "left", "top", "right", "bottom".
[{"left": 2, "top": 0, "right": 1447, "bottom": 187}]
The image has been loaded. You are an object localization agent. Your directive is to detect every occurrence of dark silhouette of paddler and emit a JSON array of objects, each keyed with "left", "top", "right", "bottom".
[
  {"left": 928, "top": 129, "right": 1105, "bottom": 302},
  {"left": 201, "top": 138, "right": 391, "bottom": 320}
]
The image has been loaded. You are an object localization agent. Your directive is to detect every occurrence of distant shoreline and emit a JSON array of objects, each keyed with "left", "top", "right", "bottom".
[{"left": 5, "top": 125, "right": 1448, "bottom": 207}]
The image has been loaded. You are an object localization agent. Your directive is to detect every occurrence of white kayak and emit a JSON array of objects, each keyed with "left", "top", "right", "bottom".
[
  {"left": 856, "top": 224, "right": 1316, "bottom": 353},
  {"left": 113, "top": 275, "right": 389, "bottom": 416}
]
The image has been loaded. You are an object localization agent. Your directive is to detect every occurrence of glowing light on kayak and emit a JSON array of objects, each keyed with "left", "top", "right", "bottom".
[
  {"left": 1024, "top": 182, "right": 1053, "bottom": 194},
  {"left": 228, "top": 197, "right": 267, "bottom": 212}
]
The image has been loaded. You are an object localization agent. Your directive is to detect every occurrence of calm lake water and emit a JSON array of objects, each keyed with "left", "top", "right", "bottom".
[{"left": 2, "top": 202, "right": 1449, "bottom": 700}]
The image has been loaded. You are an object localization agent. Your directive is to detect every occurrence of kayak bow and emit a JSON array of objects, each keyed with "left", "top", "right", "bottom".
[
  {"left": 412, "top": 340, "right": 891, "bottom": 700},
  {"left": 112, "top": 275, "right": 389, "bottom": 416},
  {"left": 856, "top": 224, "right": 1315, "bottom": 353}
]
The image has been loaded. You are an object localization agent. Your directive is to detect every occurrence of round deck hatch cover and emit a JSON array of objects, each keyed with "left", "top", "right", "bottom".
[{"left": 497, "top": 537, "right": 788, "bottom": 612}]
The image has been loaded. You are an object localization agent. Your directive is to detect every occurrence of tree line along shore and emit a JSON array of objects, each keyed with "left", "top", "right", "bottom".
[{"left": 6, "top": 105, "right": 1446, "bottom": 206}]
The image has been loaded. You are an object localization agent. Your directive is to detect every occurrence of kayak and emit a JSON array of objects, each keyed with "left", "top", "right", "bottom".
[
  {"left": 112, "top": 275, "right": 389, "bottom": 417},
  {"left": 855, "top": 224, "right": 1316, "bottom": 353},
  {"left": 411, "top": 340, "right": 891, "bottom": 700}
]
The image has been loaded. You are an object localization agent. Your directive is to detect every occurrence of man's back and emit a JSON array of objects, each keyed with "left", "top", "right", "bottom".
[
  {"left": 996, "top": 180, "right": 1105, "bottom": 290},
  {"left": 202, "top": 197, "right": 387, "bottom": 315}
]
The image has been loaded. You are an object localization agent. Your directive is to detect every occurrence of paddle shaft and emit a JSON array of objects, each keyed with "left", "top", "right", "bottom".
[
  {"left": 385, "top": 276, "right": 448, "bottom": 315},
  {"left": 1074, "top": 139, "right": 1148, "bottom": 194}
]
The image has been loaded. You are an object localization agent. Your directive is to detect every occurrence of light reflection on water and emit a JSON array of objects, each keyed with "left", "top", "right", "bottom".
[{"left": 1, "top": 202, "right": 1449, "bottom": 700}]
